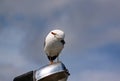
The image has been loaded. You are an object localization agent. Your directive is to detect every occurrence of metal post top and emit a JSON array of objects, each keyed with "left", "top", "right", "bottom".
[
  {"left": 13, "top": 62, "right": 70, "bottom": 81},
  {"left": 35, "top": 61, "right": 70, "bottom": 81}
]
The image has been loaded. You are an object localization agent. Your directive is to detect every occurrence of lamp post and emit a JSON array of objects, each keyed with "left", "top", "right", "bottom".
[
  {"left": 13, "top": 71, "right": 34, "bottom": 81},
  {"left": 13, "top": 62, "right": 70, "bottom": 81}
]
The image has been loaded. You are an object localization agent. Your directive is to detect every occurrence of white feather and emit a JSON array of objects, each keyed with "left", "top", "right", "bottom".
[{"left": 44, "top": 29, "right": 65, "bottom": 57}]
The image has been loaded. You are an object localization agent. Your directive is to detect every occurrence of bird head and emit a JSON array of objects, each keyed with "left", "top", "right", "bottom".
[{"left": 51, "top": 29, "right": 65, "bottom": 40}]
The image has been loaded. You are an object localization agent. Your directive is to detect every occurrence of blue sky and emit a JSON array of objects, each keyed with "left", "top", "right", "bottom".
[{"left": 0, "top": 0, "right": 120, "bottom": 81}]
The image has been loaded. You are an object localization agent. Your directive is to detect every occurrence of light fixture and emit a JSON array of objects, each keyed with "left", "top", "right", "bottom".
[
  {"left": 35, "top": 61, "right": 70, "bottom": 81},
  {"left": 14, "top": 62, "right": 70, "bottom": 81}
]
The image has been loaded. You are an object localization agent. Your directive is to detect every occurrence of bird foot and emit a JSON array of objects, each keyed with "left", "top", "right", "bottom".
[{"left": 50, "top": 61, "right": 54, "bottom": 65}]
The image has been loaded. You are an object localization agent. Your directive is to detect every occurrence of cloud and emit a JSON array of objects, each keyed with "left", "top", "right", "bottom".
[
  {"left": 0, "top": 0, "right": 70, "bottom": 17},
  {"left": 0, "top": 0, "right": 120, "bottom": 81},
  {"left": 0, "top": 27, "right": 46, "bottom": 81},
  {"left": 74, "top": 70, "right": 120, "bottom": 81},
  {"left": 68, "top": 70, "right": 120, "bottom": 81},
  {"left": 47, "top": 0, "right": 120, "bottom": 51}
]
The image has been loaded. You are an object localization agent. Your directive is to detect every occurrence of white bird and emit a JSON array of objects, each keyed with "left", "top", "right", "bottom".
[{"left": 44, "top": 29, "right": 65, "bottom": 64}]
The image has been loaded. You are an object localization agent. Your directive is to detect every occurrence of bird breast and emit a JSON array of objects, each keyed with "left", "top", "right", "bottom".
[{"left": 44, "top": 37, "right": 64, "bottom": 56}]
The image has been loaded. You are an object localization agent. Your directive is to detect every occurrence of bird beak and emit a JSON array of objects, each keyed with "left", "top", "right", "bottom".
[{"left": 51, "top": 32, "right": 57, "bottom": 35}]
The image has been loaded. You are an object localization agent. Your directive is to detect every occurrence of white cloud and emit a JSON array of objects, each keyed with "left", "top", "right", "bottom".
[
  {"left": 0, "top": 0, "right": 71, "bottom": 17},
  {"left": 40, "top": 0, "right": 120, "bottom": 52},
  {"left": 69, "top": 70, "right": 120, "bottom": 81},
  {"left": 0, "top": 27, "right": 26, "bottom": 45},
  {"left": 0, "top": 0, "right": 120, "bottom": 81},
  {"left": 80, "top": 70, "right": 120, "bottom": 81}
]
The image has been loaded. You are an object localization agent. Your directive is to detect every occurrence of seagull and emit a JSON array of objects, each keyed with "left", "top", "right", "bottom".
[{"left": 44, "top": 29, "right": 65, "bottom": 64}]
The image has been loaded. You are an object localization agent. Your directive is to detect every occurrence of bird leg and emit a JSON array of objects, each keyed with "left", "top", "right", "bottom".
[{"left": 50, "top": 60, "right": 54, "bottom": 64}]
